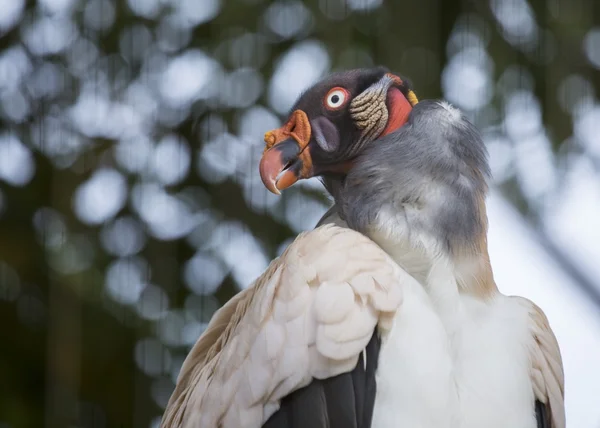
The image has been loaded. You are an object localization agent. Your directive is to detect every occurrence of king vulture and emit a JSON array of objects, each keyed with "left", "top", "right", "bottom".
[{"left": 161, "top": 67, "right": 565, "bottom": 428}]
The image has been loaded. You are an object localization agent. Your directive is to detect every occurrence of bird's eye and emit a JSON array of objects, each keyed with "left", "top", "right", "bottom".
[{"left": 324, "top": 87, "right": 349, "bottom": 111}]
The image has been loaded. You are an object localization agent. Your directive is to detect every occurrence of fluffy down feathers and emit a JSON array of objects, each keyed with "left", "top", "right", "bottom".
[{"left": 161, "top": 224, "right": 412, "bottom": 428}]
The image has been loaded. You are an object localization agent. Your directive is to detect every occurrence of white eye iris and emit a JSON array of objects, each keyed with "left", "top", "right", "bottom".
[{"left": 326, "top": 89, "right": 347, "bottom": 109}]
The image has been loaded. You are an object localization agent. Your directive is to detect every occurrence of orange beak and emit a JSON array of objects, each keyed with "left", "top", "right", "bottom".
[{"left": 259, "top": 110, "right": 314, "bottom": 195}]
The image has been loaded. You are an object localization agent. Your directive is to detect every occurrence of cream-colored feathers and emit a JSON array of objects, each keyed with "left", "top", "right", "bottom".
[
  {"left": 161, "top": 224, "right": 411, "bottom": 428},
  {"left": 161, "top": 222, "right": 566, "bottom": 428},
  {"left": 516, "top": 297, "right": 565, "bottom": 428}
]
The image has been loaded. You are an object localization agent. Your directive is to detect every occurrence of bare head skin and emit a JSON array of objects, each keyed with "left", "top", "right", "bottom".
[{"left": 259, "top": 67, "right": 490, "bottom": 262}]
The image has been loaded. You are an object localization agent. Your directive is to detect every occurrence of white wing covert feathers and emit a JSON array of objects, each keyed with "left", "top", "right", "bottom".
[
  {"left": 516, "top": 297, "right": 565, "bottom": 428},
  {"left": 161, "top": 224, "right": 409, "bottom": 428}
]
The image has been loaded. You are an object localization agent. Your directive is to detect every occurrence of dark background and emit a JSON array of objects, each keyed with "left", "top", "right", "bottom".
[{"left": 1, "top": 0, "right": 599, "bottom": 427}]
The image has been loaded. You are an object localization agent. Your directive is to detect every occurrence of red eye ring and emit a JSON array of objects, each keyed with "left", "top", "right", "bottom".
[{"left": 324, "top": 87, "right": 350, "bottom": 111}]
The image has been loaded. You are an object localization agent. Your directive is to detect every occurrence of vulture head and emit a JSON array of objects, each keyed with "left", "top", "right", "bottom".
[
  {"left": 260, "top": 66, "right": 490, "bottom": 261},
  {"left": 259, "top": 66, "right": 418, "bottom": 195}
]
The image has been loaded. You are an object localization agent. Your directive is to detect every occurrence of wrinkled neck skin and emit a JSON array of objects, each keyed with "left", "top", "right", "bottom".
[{"left": 319, "top": 100, "right": 498, "bottom": 300}]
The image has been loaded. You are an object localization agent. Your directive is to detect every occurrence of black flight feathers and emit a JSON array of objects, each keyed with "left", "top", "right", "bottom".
[{"left": 263, "top": 332, "right": 381, "bottom": 428}]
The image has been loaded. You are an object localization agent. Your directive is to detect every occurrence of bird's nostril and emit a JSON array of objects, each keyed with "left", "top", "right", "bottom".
[{"left": 282, "top": 160, "right": 294, "bottom": 172}]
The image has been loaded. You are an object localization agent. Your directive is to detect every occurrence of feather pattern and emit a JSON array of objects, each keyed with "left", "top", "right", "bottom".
[
  {"left": 161, "top": 224, "right": 412, "bottom": 428},
  {"left": 263, "top": 331, "right": 381, "bottom": 428},
  {"left": 515, "top": 297, "right": 565, "bottom": 428},
  {"left": 318, "top": 204, "right": 566, "bottom": 428}
]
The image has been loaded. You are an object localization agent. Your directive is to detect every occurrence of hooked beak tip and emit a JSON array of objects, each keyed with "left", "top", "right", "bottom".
[
  {"left": 265, "top": 178, "right": 282, "bottom": 195},
  {"left": 259, "top": 143, "right": 300, "bottom": 195},
  {"left": 259, "top": 156, "right": 282, "bottom": 195},
  {"left": 259, "top": 110, "right": 313, "bottom": 195}
]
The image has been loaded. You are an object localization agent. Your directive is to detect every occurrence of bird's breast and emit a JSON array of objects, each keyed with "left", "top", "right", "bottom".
[{"left": 371, "top": 283, "right": 537, "bottom": 428}]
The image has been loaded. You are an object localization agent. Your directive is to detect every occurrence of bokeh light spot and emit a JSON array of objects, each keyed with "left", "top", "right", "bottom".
[
  {"left": 74, "top": 169, "right": 127, "bottom": 225},
  {"left": 0, "top": 133, "right": 34, "bottom": 186}
]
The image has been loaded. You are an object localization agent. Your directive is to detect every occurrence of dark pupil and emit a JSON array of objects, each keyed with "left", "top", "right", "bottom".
[{"left": 331, "top": 94, "right": 340, "bottom": 104}]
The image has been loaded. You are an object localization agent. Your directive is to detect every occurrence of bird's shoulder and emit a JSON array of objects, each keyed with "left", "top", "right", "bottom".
[{"left": 161, "top": 224, "right": 406, "bottom": 428}]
